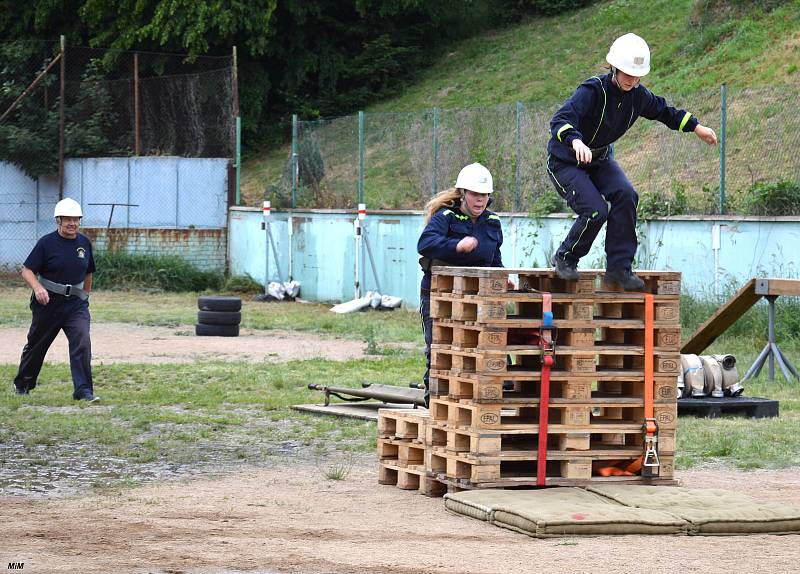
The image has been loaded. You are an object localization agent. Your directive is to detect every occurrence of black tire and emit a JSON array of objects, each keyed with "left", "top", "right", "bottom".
[
  {"left": 197, "top": 310, "right": 241, "bottom": 325},
  {"left": 197, "top": 296, "right": 241, "bottom": 312},
  {"left": 195, "top": 323, "right": 240, "bottom": 337}
]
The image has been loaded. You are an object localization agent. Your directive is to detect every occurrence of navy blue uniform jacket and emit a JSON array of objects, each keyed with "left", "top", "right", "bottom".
[
  {"left": 547, "top": 73, "right": 699, "bottom": 164},
  {"left": 417, "top": 205, "right": 503, "bottom": 291}
]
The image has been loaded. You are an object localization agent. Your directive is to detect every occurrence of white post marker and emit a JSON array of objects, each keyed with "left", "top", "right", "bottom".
[
  {"left": 354, "top": 216, "right": 362, "bottom": 299},
  {"left": 358, "top": 203, "right": 366, "bottom": 220},
  {"left": 264, "top": 201, "right": 271, "bottom": 293}
]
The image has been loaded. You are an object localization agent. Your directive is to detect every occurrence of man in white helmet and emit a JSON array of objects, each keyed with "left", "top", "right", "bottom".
[
  {"left": 13, "top": 197, "right": 99, "bottom": 401},
  {"left": 417, "top": 162, "right": 505, "bottom": 406},
  {"left": 547, "top": 33, "right": 718, "bottom": 290}
]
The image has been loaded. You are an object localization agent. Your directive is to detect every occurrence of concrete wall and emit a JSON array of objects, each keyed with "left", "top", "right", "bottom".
[{"left": 228, "top": 207, "right": 800, "bottom": 306}]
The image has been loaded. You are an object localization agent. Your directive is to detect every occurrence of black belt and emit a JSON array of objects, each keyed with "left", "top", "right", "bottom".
[{"left": 590, "top": 145, "right": 610, "bottom": 160}]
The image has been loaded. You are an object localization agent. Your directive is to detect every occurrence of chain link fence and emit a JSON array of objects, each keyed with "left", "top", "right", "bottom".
[
  {"left": 271, "top": 84, "right": 800, "bottom": 214},
  {"left": 0, "top": 40, "right": 235, "bottom": 271}
]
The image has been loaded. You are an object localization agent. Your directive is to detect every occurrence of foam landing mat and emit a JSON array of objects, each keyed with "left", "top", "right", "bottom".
[{"left": 444, "top": 485, "right": 800, "bottom": 537}]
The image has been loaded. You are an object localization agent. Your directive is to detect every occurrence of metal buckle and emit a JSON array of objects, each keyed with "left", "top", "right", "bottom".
[
  {"left": 64, "top": 284, "right": 72, "bottom": 297},
  {"left": 641, "top": 417, "right": 660, "bottom": 477}
]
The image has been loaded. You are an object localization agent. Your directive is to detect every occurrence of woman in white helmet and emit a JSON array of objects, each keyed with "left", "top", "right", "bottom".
[
  {"left": 547, "top": 33, "right": 717, "bottom": 290},
  {"left": 417, "top": 162, "right": 505, "bottom": 406},
  {"left": 13, "top": 197, "right": 99, "bottom": 401}
]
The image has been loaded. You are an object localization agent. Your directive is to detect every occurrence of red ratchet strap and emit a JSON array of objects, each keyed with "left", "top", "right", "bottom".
[{"left": 536, "top": 292, "right": 554, "bottom": 486}]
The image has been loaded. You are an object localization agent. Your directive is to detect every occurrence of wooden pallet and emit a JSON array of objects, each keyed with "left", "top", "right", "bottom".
[
  {"left": 378, "top": 463, "right": 448, "bottom": 496},
  {"left": 431, "top": 266, "right": 681, "bottom": 297},
  {"left": 430, "top": 293, "right": 680, "bottom": 325},
  {"left": 378, "top": 438, "right": 425, "bottom": 468},
  {"left": 426, "top": 422, "right": 677, "bottom": 455},
  {"left": 426, "top": 446, "right": 676, "bottom": 486},
  {"left": 432, "top": 318, "right": 681, "bottom": 351},
  {"left": 430, "top": 346, "right": 681, "bottom": 376},
  {"left": 377, "top": 408, "right": 429, "bottom": 442},
  {"left": 428, "top": 398, "right": 678, "bottom": 432},
  {"left": 430, "top": 372, "right": 677, "bottom": 405}
]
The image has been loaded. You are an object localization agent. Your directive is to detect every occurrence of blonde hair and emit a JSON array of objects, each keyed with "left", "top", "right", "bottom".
[{"left": 424, "top": 187, "right": 462, "bottom": 223}]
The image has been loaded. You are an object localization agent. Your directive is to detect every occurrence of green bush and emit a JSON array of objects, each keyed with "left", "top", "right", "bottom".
[
  {"left": 93, "top": 251, "right": 223, "bottom": 292},
  {"left": 738, "top": 180, "right": 800, "bottom": 216}
]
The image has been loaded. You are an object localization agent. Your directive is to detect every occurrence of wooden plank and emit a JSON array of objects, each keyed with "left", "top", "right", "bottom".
[
  {"left": 681, "top": 279, "right": 760, "bottom": 354},
  {"left": 755, "top": 278, "right": 800, "bottom": 296}
]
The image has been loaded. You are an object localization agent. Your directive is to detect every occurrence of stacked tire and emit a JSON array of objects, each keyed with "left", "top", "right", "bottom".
[{"left": 196, "top": 296, "right": 241, "bottom": 337}]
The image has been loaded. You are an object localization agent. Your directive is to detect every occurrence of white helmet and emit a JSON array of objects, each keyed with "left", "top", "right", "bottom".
[
  {"left": 606, "top": 33, "right": 650, "bottom": 77},
  {"left": 455, "top": 162, "right": 493, "bottom": 194},
  {"left": 54, "top": 198, "right": 83, "bottom": 218}
]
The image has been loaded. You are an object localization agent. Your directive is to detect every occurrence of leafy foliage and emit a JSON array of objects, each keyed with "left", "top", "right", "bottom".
[
  {"left": 737, "top": 180, "right": 800, "bottom": 216},
  {"left": 0, "top": 41, "right": 122, "bottom": 176},
  {"left": 93, "top": 250, "right": 224, "bottom": 292}
]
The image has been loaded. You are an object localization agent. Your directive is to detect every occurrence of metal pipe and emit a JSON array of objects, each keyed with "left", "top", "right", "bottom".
[
  {"left": 58, "top": 36, "right": 66, "bottom": 199},
  {"left": 134, "top": 52, "right": 140, "bottom": 155},
  {"left": 291, "top": 114, "right": 298, "bottom": 208},
  {"left": 767, "top": 295, "right": 776, "bottom": 381},
  {"left": 358, "top": 111, "right": 365, "bottom": 205},
  {"left": 235, "top": 116, "right": 241, "bottom": 205},
  {"left": 515, "top": 101, "right": 523, "bottom": 211},
  {"left": 0, "top": 52, "right": 62, "bottom": 123},
  {"left": 361, "top": 222, "right": 383, "bottom": 294},
  {"left": 432, "top": 107, "right": 439, "bottom": 195},
  {"left": 719, "top": 83, "right": 727, "bottom": 214}
]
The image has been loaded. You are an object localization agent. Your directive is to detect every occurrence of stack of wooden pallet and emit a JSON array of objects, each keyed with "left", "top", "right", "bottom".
[
  {"left": 422, "top": 266, "right": 681, "bottom": 491},
  {"left": 377, "top": 408, "right": 446, "bottom": 496}
]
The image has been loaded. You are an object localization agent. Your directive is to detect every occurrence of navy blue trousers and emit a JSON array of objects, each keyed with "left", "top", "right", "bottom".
[
  {"left": 419, "top": 292, "right": 432, "bottom": 408},
  {"left": 14, "top": 294, "right": 94, "bottom": 399},
  {"left": 547, "top": 156, "right": 639, "bottom": 271}
]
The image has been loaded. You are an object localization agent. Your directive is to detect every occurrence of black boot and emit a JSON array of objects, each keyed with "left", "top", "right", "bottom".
[
  {"left": 604, "top": 269, "right": 645, "bottom": 291},
  {"left": 551, "top": 255, "right": 579, "bottom": 281}
]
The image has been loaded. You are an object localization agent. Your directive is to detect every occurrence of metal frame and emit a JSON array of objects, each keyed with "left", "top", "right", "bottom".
[{"left": 741, "top": 295, "right": 799, "bottom": 383}]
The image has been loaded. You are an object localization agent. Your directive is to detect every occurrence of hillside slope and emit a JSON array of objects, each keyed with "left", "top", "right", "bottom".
[{"left": 242, "top": 0, "right": 800, "bottom": 207}]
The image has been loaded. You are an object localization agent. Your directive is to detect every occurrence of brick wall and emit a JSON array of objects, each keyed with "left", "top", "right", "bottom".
[{"left": 84, "top": 228, "right": 227, "bottom": 272}]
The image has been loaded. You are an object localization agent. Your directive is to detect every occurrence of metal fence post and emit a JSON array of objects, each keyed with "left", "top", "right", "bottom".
[
  {"left": 719, "top": 83, "right": 727, "bottom": 214},
  {"left": 432, "top": 107, "right": 439, "bottom": 195},
  {"left": 291, "top": 113, "right": 298, "bottom": 208},
  {"left": 515, "top": 101, "right": 523, "bottom": 211},
  {"left": 358, "top": 110, "right": 365, "bottom": 204},
  {"left": 235, "top": 116, "right": 241, "bottom": 205},
  {"left": 58, "top": 35, "right": 65, "bottom": 199}
]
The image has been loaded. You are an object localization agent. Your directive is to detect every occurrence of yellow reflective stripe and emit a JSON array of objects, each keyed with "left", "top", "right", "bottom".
[
  {"left": 588, "top": 76, "right": 605, "bottom": 145},
  {"left": 488, "top": 214, "right": 501, "bottom": 220},
  {"left": 679, "top": 111, "right": 691, "bottom": 132},
  {"left": 442, "top": 209, "right": 453, "bottom": 216},
  {"left": 556, "top": 123, "right": 573, "bottom": 142}
]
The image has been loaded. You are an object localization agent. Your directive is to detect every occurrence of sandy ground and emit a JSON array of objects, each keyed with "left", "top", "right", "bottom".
[
  {"left": 0, "top": 322, "right": 371, "bottom": 364},
  {"left": 2, "top": 322, "right": 799, "bottom": 573},
  {"left": 0, "top": 461, "right": 798, "bottom": 574}
]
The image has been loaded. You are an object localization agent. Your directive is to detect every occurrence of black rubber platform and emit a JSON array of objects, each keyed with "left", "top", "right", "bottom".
[{"left": 678, "top": 396, "right": 779, "bottom": 419}]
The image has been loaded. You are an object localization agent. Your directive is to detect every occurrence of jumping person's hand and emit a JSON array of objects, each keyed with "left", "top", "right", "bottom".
[
  {"left": 572, "top": 139, "right": 592, "bottom": 163},
  {"left": 456, "top": 236, "right": 478, "bottom": 253},
  {"left": 695, "top": 124, "right": 718, "bottom": 146},
  {"left": 33, "top": 286, "right": 49, "bottom": 305}
]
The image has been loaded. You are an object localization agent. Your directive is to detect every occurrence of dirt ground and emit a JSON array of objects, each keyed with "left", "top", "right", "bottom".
[
  {"left": 2, "top": 323, "right": 799, "bottom": 573},
  {"left": 1, "top": 462, "right": 799, "bottom": 574},
  {"left": 0, "top": 322, "right": 371, "bottom": 364}
]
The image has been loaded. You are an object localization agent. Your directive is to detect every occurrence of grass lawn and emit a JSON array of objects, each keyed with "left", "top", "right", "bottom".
[{"left": 0, "top": 286, "right": 798, "bottom": 493}]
